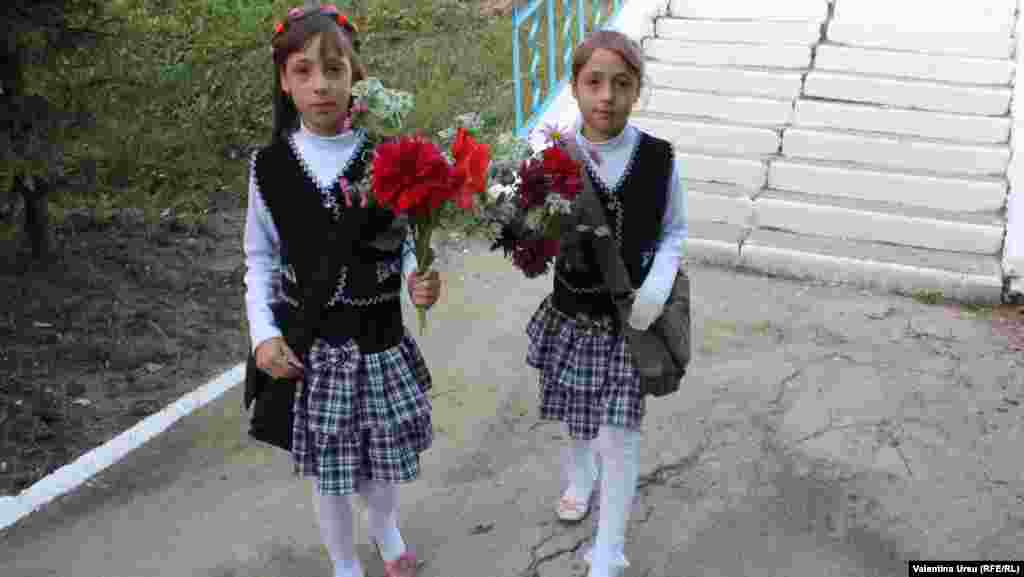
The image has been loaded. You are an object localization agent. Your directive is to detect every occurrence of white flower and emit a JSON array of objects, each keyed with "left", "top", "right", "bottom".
[
  {"left": 487, "top": 182, "right": 515, "bottom": 203},
  {"left": 352, "top": 77, "right": 414, "bottom": 130},
  {"left": 455, "top": 112, "right": 483, "bottom": 130},
  {"left": 352, "top": 77, "right": 385, "bottom": 99},
  {"left": 545, "top": 194, "right": 574, "bottom": 216}
]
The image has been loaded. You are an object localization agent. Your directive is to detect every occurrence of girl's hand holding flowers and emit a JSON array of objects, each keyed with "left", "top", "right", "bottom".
[
  {"left": 345, "top": 78, "right": 492, "bottom": 335},
  {"left": 255, "top": 336, "right": 304, "bottom": 380},
  {"left": 407, "top": 271, "right": 441, "bottom": 307}
]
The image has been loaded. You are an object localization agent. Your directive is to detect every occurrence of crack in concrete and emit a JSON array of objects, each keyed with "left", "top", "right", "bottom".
[
  {"left": 520, "top": 526, "right": 590, "bottom": 577},
  {"left": 770, "top": 368, "right": 804, "bottom": 411},
  {"left": 904, "top": 319, "right": 959, "bottom": 344},
  {"left": 789, "top": 418, "right": 884, "bottom": 446},
  {"left": 637, "top": 434, "right": 713, "bottom": 493}
]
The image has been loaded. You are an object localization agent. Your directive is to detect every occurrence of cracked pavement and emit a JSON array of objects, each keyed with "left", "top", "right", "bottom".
[{"left": 1, "top": 240, "right": 1021, "bottom": 577}]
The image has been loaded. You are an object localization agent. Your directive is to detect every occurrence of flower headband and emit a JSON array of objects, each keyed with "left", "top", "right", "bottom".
[{"left": 272, "top": 4, "right": 359, "bottom": 39}]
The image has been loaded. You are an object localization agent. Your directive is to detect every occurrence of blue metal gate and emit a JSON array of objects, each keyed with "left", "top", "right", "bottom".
[{"left": 512, "top": 0, "right": 624, "bottom": 137}]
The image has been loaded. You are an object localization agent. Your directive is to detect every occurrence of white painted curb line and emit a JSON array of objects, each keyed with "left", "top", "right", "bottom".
[{"left": 0, "top": 362, "right": 246, "bottom": 533}]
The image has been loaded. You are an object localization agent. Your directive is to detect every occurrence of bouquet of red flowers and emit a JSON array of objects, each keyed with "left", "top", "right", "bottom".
[
  {"left": 344, "top": 79, "right": 492, "bottom": 335},
  {"left": 483, "top": 125, "right": 583, "bottom": 278},
  {"left": 372, "top": 129, "right": 490, "bottom": 334}
]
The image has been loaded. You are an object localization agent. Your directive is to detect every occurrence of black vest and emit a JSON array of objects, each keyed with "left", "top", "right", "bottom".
[
  {"left": 551, "top": 131, "right": 674, "bottom": 321},
  {"left": 252, "top": 132, "right": 406, "bottom": 354}
]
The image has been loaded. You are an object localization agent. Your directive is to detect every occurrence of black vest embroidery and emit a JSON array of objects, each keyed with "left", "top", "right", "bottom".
[
  {"left": 252, "top": 131, "right": 406, "bottom": 351},
  {"left": 551, "top": 131, "right": 674, "bottom": 320}
]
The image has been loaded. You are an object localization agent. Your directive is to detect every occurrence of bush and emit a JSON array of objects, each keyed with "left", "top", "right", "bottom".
[{"left": 41, "top": 0, "right": 516, "bottom": 234}]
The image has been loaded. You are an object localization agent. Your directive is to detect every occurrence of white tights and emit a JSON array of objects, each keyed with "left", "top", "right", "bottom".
[
  {"left": 564, "top": 426, "right": 642, "bottom": 577},
  {"left": 313, "top": 480, "right": 408, "bottom": 577}
]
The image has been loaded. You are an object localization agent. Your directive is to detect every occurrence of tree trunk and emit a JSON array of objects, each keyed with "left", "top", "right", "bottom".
[{"left": 15, "top": 175, "right": 53, "bottom": 261}]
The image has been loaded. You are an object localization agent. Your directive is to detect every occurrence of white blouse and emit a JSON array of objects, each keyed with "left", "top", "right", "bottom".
[
  {"left": 574, "top": 123, "right": 688, "bottom": 331},
  {"left": 243, "top": 122, "right": 417, "bottom": 353}
]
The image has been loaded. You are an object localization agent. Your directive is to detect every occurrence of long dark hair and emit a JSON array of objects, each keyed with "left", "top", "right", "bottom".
[{"left": 269, "top": 9, "right": 365, "bottom": 145}]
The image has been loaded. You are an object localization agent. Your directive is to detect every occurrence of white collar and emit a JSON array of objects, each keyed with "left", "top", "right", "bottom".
[
  {"left": 297, "top": 119, "right": 356, "bottom": 144},
  {"left": 574, "top": 122, "right": 636, "bottom": 152}
]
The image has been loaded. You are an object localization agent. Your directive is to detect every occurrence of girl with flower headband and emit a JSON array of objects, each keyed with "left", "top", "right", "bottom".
[
  {"left": 242, "top": 4, "right": 438, "bottom": 576},
  {"left": 524, "top": 30, "right": 688, "bottom": 577}
]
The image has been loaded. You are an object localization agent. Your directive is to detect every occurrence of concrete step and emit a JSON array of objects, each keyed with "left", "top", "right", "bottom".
[
  {"left": 685, "top": 221, "right": 745, "bottom": 267},
  {"left": 678, "top": 151, "right": 768, "bottom": 189},
  {"left": 686, "top": 179, "right": 761, "bottom": 199},
  {"left": 826, "top": 20, "right": 1014, "bottom": 59},
  {"left": 668, "top": 0, "right": 828, "bottom": 22},
  {"left": 781, "top": 128, "right": 1010, "bottom": 178},
  {"left": 639, "top": 87, "right": 794, "bottom": 126},
  {"left": 803, "top": 71, "right": 1011, "bottom": 116},
  {"left": 758, "top": 185, "right": 1005, "bottom": 228},
  {"left": 632, "top": 114, "right": 781, "bottom": 157},
  {"left": 768, "top": 159, "right": 1007, "bottom": 213},
  {"left": 654, "top": 17, "right": 822, "bottom": 45},
  {"left": 645, "top": 38, "right": 812, "bottom": 69},
  {"left": 647, "top": 62, "right": 804, "bottom": 100},
  {"left": 689, "top": 190, "right": 757, "bottom": 229},
  {"left": 753, "top": 195, "right": 1005, "bottom": 255},
  {"left": 832, "top": 0, "right": 1017, "bottom": 37},
  {"left": 814, "top": 44, "right": 1014, "bottom": 86},
  {"left": 793, "top": 99, "right": 1010, "bottom": 144},
  {"left": 740, "top": 229, "right": 1004, "bottom": 303}
]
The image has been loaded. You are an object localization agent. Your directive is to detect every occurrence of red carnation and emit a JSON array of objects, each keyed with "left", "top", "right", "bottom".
[
  {"left": 542, "top": 146, "right": 582, "bottom": 201},
  {"left": 372, "top": 136, "right": 453, "bottom": 217},
  {"left": 450, "top": 128, "right": 491, "bottom": 211},
  {"left": 512, "top": 237, "right": 559, "bottom": 278},
  {"left": 517, "top": 158, "right": 548, "bottom": 211}
]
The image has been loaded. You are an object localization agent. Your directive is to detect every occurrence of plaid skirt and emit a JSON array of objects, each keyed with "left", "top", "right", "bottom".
[
  {"left": 526, "top": 295, "right": 644, "bottom": 440},
  {"left": 292, "top": 331, "right": 433, "bottom": 496}
]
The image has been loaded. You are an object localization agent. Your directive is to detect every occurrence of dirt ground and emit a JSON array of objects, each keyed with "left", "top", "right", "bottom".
[
  {"left": 0, "top": 204, "right": 252, "bottom": 496},
  {"left": 0, "top": 202, "right": 482, "bottom": 497},
  {"left": 2, "top": 201, "right": 1023, "bottom": 498}
]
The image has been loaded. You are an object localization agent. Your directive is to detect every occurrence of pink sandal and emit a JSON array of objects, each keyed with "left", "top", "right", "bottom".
[
  {"left": 556, "top": 493, "right": 591, "bottom": 523},
  {"left": 375, "top": 542, "right": 419, "bottom": 577}
]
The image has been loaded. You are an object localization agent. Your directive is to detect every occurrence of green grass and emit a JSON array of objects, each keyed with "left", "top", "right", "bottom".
[{"left": 37, "top": 0, "right": 519, "bottom": 232}]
